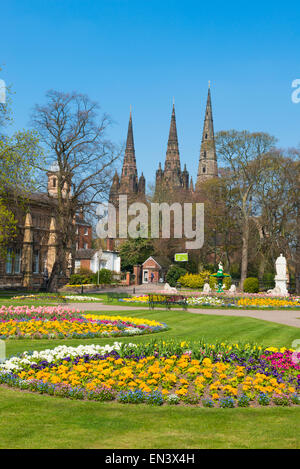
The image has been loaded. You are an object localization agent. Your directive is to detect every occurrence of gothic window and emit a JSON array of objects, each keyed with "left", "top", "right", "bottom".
[
  {"left": 33, "top": 250, "right": 39, "bottom": 274},
  {"left": 5, "top": 248, "right": 22, "bottom": 274},
  {"left": 204, "top": 151, "right": 206, "bottom": 158},
  {"left": 5, "top": 248, "right": 13, "bottom": 274},
  {"left": 205, "top": 133, "right": 208, "bottom": 139},
  {"left": 14, "top": 248, "right": 22, "bottom": 274},
  {"left": 53, "top": 177, "right": 56, "bottom": 188},
  {"left": 203, "top": 167, "right": 206, "bottom": 173}
]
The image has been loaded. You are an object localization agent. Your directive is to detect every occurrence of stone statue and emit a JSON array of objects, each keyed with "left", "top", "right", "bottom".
[
  {"left": 275, "top": 254, "right": 287, "bottom": 278},
  {"left": 164, "top": 283, "right": 178, "bottom": 294},
  {"left": 267, "top": 254, "right": 289, "bottom": 296},
  {"left": 203, "top": 282, "right": 211, "bottom": 294}
]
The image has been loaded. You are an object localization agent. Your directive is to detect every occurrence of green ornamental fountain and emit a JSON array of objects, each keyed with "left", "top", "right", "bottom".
[{"left": 210, "top": 262, "right": 231, "bottom": 293}]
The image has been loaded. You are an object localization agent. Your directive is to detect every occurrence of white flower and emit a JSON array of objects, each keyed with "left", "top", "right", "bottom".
[{"left": 0, "top": 342, "right": 136, "bottom": 372}]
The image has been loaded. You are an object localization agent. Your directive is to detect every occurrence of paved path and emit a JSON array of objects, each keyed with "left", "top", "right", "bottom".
[{"left": 65, "top": 303, "right": 300, "bottom": 328}]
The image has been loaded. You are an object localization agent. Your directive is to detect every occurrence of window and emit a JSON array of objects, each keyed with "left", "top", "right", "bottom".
[
  {"left": 203, "top": 167, "right": 206, "bottom": 173},
  {"left": 203, "top": 151, "right": 206, "bottom": 159},
  {"left": 33, "top": 250, "right": 39, "bottom": 274},
  {"left": 84, "top": 242, "right": 88, "bottom": 249},
  {"left": 14, "top": 248, "right": 22, "bottom": 274},
  {"left": 84, "top": 227, "right": 89, "bottom": 236},
  {"left": 205, "top": 133, "right": 207, "bottom": 139},
  {"left": 5, "top": 248, "right": 13, "bottom": 274},
  {"left": 53, "top": 177, "right": 56, "bottom": 187}
]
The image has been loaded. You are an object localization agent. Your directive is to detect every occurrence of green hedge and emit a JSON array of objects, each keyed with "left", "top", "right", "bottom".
[
  {"left": 166, "top": 265, "right": 187, "bottom": 287},
  {"left": 69, "top": 269, "right": 114, "bottom": 285},
  {"left": 243, "top": 277, "right": 259, "bottom": 293}
]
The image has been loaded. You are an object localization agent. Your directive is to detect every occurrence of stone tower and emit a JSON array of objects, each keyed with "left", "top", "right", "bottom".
[
  {"left": 119, "top": 109, "right": 139, "bottom": 196},
  {"left": 155, "top": 102, "right": 190, "bottom": 199},
  {"left": 109, "top": 109, "right": 146, "bottom": 207},
  {"left": 195, "top": 86, "right": 218, "bottom": 191}
]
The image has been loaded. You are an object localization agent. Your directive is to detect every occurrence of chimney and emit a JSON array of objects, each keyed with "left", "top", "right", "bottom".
[{"left": 106, "top": 238, "right": 115, "bottom": 251}]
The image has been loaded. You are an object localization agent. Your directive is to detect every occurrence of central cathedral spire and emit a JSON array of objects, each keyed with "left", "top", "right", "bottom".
[{"left": 164, "top": 103, "right": 181, "bottom": 172}]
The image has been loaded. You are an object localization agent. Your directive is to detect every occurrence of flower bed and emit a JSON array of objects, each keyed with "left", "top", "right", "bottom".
[
  {"left": 0, "top": 306, "right": 167, "bottom": 340},
  {"left": 1, "top": 340, "right": 299, "bottom": 407},
  {"left": 237, "top": 297, "right": 300, "bottom": 308},
  {"left": 11, "top": 294, "right": 103, "bottom": 302},
  {"left": 120, "top": 294, "right": 300, "bottom": 309}
]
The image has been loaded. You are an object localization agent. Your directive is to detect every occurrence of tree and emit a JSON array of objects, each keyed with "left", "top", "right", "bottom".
[
  {"left": 119, "top": 238, "right": 155, "bottom": 272},
  {"left": 195, "top": 172, "right": 241, "bottom": 272},
  {"left": 215, "top": 130, "right": 276, "bottom": 288},
  {"left": 32, "top": 90, "right": 120, "bottom": 291},
  {"left": 0, "top": 69, "right": 40, "bottom": 252}
]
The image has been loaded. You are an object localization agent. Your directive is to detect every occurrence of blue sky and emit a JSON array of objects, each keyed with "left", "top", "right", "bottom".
[{"left": 1, "top": 0, "right": 300, "bottom": 187}]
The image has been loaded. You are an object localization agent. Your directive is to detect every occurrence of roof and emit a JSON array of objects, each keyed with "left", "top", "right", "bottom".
[
  {"left": 142, "top": 256, "right": 162, "bottom": 269},
  {"left": 75, "top": 215, "right": 91, "bottom": 227},
  {"left": 75, "top": 249, "right": 97, "bottom": 260}
]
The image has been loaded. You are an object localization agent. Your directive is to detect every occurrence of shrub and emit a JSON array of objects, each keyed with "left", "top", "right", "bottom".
[
  {"left": 166, "top": 265, "right": 187, "bottom": 287},
  {"left": 69, "top": 273, "right": 94, "bottom": 285},
  {"left": 92, "top": 268, "right": 114, "bottom": 285},
  {"left": 243, "top": 277, "right": 259, "bottom": 293},
  {"left": 178, "top": 271, "right": 211, "bottom": 289}
]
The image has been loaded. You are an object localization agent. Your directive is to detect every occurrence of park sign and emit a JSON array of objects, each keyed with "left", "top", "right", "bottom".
[{"left": 174, "top": 253, "right": 188, "bottom": 262}]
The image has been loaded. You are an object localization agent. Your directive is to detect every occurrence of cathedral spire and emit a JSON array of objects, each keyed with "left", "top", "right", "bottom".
[
  {"left": 165, "top": 102, "right": 180, "bottom": 169},
  {"left": 195, "top": 86, "right": 218, "bottom": 190},
  {"left": 119, "top": 109, "right": 138, "bottom": 194}
]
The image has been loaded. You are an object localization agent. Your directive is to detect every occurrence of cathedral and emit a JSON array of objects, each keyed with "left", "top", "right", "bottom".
[{"left": 109, "top": 86, "right": 218, "bottom": 207}]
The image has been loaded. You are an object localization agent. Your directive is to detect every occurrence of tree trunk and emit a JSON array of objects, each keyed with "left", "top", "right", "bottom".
[
  {"left": 240, "top": 219, "right": 249, "bottom": 290},
  {"left": 47, "top": 260, "right": 59, "bottom": 292},
  {"left": 296, "top": 206, "right": 300, "bottom": 295}
]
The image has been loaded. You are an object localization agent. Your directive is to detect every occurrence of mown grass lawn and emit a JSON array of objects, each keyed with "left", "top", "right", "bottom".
[{"left": 1, "top": 306, "right": 300, "bottom": 449}]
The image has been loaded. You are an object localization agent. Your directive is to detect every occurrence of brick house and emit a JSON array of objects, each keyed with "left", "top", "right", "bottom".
[{"left": 0, "top": 166, "right": 92, "bottom": 289}]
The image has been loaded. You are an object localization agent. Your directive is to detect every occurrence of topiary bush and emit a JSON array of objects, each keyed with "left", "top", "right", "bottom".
[
  {"left": 166, "top": 265, "right": 187, "bottom": 287},
  {"left": 243, "top": 277, "right": 259, "bottom": 293}
]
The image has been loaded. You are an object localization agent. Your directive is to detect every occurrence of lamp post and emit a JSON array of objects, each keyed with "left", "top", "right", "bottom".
[{"left": 97, "top": 248, "right": 103, "bottom": 287}]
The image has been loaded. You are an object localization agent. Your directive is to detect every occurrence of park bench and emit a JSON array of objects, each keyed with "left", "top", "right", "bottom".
[
  {"left": 148, "top": 293, "right": 188, "bottom": 310},
  {"left": 106, "top": 292, "right": 129, "bottom": 303}
]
